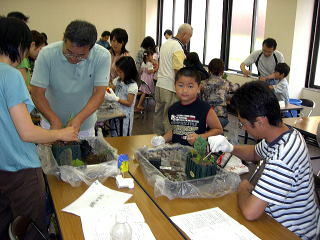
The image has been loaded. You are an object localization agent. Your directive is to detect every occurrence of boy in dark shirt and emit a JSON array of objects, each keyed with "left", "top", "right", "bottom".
[{"left": 152, "top": 67, "right": 223, "bottom": 146}]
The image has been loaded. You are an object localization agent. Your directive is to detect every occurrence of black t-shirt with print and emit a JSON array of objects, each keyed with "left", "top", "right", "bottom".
[{"left": 168, "top": 98, "right": 211, "bottom": 146}]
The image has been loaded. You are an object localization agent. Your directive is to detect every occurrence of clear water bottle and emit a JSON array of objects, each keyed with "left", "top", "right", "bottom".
[{"left": 110, "top": 213, "right": 132, "bottom": 240}]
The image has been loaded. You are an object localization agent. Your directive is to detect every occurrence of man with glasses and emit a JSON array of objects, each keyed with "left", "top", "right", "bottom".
[
  {"left": 31, "top": 20, "right": 111, "bottom": 138},
  {"left": 208, "top": 81, "right": 319, "bottom": 239}
]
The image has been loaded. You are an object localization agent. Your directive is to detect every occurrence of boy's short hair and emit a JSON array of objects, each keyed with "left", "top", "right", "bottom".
[
  {"left": 164, "top": 29, "right": 172, "bottom": 36},
  {"left": 231, "top": 81, "right": 282, "bottom": 127},
  {"left": 101, "top": 31, "right": 110, "bottom": 37},
  {"left": 208, "top": 58, "right": 224, "bottom": 76},
  {"left": 175, "top": 67, "right": 201, "bottom": 85},
  {"left": 262, "top": 38, "right": 277, "bottom": 50},
  {"left": 275, "top": 63, "right": 290, "bottom": 78}
]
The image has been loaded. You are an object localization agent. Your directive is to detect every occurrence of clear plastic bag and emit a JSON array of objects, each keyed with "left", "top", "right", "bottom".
[
  {"left": 134, "top": 144, "right": 241, "bottom": 199},
  {"left": 38, "top": 130, "right": 119, "bottom": 187}
]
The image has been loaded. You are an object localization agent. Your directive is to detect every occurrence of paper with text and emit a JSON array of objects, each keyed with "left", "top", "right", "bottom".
[
  {"left": 171, "top": 207, "right": 260, "bottom": 240},
  {"left": 62, "top": 180, "right": 132, "bottom": 216},
  {"left": 80, "top": 203, "right": 155, "bottom": 240}
]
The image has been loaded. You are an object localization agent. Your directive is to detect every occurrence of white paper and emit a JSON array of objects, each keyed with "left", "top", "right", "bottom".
[
  {"left": 80, "top": 203, "right": 155, "bottom": 240},
  {"left": 171, "top": 207, "right": 260, "bottom": 240},
  {"left": 224, "top": 155, "right": 249, "bottom": 175},
  {"left": 62, "top": 180, "right": 132, "bottom": 216}
]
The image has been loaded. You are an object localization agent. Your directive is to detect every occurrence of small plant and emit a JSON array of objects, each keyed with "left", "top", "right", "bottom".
[
  {"left": 222, "top": 73, "right": 228, "bottom": 80},
  {"left": 190, "top": 136, "right": 216, "bottom": 165},
  {"left": 71, "top": 158, "right": 84, "bottom": 167}
]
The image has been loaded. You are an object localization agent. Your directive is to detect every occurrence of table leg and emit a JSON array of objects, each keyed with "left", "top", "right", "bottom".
[{"left": 120, "top": 117, "right": 124, "bottom": 136}]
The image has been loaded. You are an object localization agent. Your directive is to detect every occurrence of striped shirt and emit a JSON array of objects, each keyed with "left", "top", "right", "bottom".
[{"left": 254, "top": 128, "right": 319, "bottom": 240}]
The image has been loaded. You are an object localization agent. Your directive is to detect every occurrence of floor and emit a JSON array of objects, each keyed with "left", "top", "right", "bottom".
[{"left": 131, "top": 99, "right": 320, "bottom": 175}]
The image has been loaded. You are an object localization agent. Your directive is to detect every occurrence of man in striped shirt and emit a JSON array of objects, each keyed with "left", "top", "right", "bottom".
[{"left": 208, "top": 81, "right": 319, "bottom": 239}]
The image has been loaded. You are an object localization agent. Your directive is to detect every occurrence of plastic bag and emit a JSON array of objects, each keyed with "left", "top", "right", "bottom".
[
  {"left": 38, "top": 130, "right": 119, "bottom": 187},
  {"left": 134, "top": 144, "right": 240, "bottom": 199}
]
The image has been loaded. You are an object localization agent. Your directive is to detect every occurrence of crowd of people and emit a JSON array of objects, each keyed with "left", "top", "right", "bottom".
[{"left": 0, "top": 11, "right": 318, "bottom": 240}]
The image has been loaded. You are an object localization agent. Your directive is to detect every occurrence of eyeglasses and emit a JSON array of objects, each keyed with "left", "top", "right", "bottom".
[
  {"left": 63, "top": 52, "right": 87, "bottom": 61},
  {"left": 238, "top": 120, "right": 250, "bottom": 129},
  {"left": 238, "top": 116, "right": 266, "bottom": 129}
]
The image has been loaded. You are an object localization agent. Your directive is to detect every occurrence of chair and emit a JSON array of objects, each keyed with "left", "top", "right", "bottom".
[
  {"left": 9, "top": 216, "right": 48, "bottom": 240},
  {"left": 310, "top": 123, "right": 320, "bottom": 160},
  {"left": 299, "top": 98, "right": 316, "bottom": 117},
  {"left": 314, "top": 173, "right": 320, "bottom": 206}
]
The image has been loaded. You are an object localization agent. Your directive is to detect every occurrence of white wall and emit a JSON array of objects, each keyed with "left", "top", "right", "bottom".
[
  {"left": 264, "top": 0, "right": 297, "bottom": 71},
  {"left": 1, "top": 0, "right": 146, "bottom": 58},
  {"left": 290, "top": 0, "right": 315, "bottom": 98}
]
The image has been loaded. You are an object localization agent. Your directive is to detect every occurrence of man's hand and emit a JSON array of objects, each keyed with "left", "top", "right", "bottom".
[
  {"left": 67, "top": 117, "right": 82, "bottom": 133},
  {"left": 50, "top": 118, "right": 63, "bottom": 130},
  {"left": 208, "top": 135, "right": 234, "bottom": 153},
  {"left": 57, "top": 126, "right": 79, "bottom": 142},
  {"left": 238, "top": 179, "right": 254, "bottom": 193},
  {"left": 242, "top": 69, "right": 251, "bottom": 77}
]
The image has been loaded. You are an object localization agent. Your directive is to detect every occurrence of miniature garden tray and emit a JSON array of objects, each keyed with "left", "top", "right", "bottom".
[
  {"left": 134, "top": 144, "right": 241, "bottom": 199},
  {"left": 38, "top": 133, "right": 119, "bottom": 187}
]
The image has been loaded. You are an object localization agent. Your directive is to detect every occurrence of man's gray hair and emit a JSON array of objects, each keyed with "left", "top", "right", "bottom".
[
  {"left": 177, "top": 23, "right": 193, "bottom": 34},
  {"left": 63, "top": 20, "right": 97, "bottom": 48}
]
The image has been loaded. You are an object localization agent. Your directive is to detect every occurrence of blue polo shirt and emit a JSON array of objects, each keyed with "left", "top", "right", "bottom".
[
  {"left": 31, "top": 41, "right": 111, "bottom": 130},
  {"left": 0, "top": 63, "right": 40, "bottom": 171}
]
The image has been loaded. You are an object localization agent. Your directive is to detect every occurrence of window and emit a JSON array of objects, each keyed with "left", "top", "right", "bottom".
[
  {"left": 306, "top": 0, "right": 320, "bottom": 88},
  {"left": 228, "top": 0, "right": 254, "bottom": 70},
  {"left": 161, "top": 0, "right": 173, "bottom": 43},
  {"left": 157, "top": 0, "right": 267, "bottom": 71},
  {"left": 173, "top": 0, "right": 185, "bottom": 35},
  {"left": 205, "top": 0, "right": 224, "bottom": 64},
  {"left": 228, "top": 0, "right": 267, "bottom": 72},
  {"left": 189, "top": 0, "right": 206, "bottom": 61}
]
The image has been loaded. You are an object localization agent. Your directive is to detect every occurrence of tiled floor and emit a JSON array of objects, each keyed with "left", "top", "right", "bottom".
[{"left": 131, "top": 100, "right": 320, "bottom": 174}]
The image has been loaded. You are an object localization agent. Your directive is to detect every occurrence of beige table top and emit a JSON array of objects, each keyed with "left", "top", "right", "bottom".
[
  {"left": 280, "top": 103, "right": 303, "bottom": 111},
  {"left": 46, "top": 174, "right": 184, "bottom": 240},
  {"left": 105, "top": 135, "right": 299, "bottom": 240},
  {"left": 283, "top": 116, "right": 320, "bottom": 137}
]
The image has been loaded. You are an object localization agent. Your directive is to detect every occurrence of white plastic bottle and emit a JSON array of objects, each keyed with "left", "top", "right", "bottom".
[{"left": 110, "top": 213, "right": 132, "bottom": 240}]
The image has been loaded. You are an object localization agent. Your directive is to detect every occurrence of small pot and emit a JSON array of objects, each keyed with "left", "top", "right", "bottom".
[{"left": 185, "top": 153, "right": 218, "bottom": 179}]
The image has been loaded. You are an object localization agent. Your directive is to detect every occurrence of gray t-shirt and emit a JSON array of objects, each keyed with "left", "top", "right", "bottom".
[
  {"left": 273, "top": 78, "right": 289, "bottom": 105},
  {"left": 243, "top": 50, "right": 284, "bottom": 77},
  {"left": 31, "top": 42, "right": 111, "bottom": 131}
]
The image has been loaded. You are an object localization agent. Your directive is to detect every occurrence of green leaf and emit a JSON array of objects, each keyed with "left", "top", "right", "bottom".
[{"left": 71, "top": 158, "right": 84, "bottom": 167}]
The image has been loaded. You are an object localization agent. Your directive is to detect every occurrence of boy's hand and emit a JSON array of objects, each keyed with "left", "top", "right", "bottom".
[
  {"left": 259, "top": 76, "right": 268, "bottom": 81},
  {"left": 186, "top": 133, "right": 198, "bottom": 145},
  {"left": 151, "top": 136, "right": 165, "bottom": 147}
]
